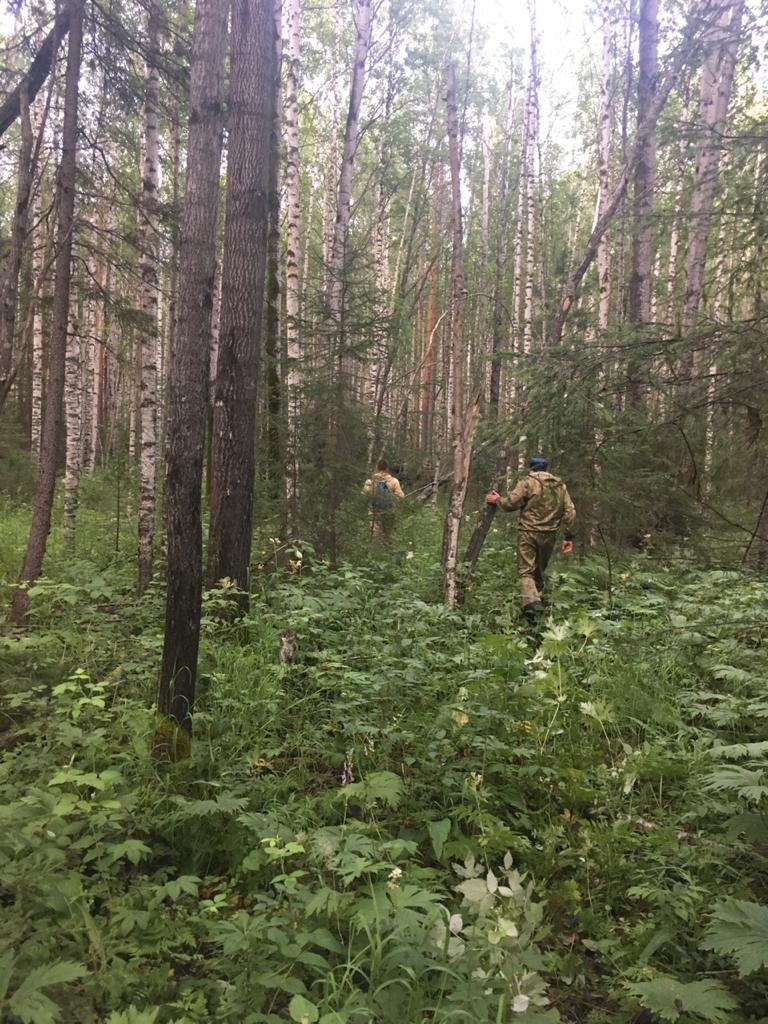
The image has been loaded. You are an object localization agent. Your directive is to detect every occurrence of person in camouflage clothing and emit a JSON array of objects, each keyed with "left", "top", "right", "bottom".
[
  {"left": 362, "top": 458, "right": 405, "bottom": 540},
  {"left": 486, "top": 457, "right": 576, "bottom": 620}
]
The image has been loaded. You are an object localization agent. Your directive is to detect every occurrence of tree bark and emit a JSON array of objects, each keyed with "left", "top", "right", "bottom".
[
  {"left": 284, "top": 0, "right": 302, "bottom": 533},
  {"left": 264, "top": 0, "right": 284, "bottom": 498},
  {"left": 627, "top": 0, "right": 659, "bottom": 404},
  {"left": 681, "top": 0, "right": 743, "bottom": 336},
  {"left": 441, "top": 63, "right": 470, "bottom": 609},
  {"left": 10, "top": 0, "right": 83, "bottom": 625},
  {"left": 0, "top": 83, "right": 35, "bottom": 396},
  {"left": 548, "top": 3, "right": 713, "bottom": 347},
  {"left": 156, "top": 0, "right": 228, "bottom": 753},
  {"left": 63, "top": 306, "right": 81, "bottom": 541},
  {"left": 596, "top": 15, "right": 613, "bottom": 337},
  {"left": 0, "top": 4, "right": 71, "bottom": 140},
  {"left": 324, "top": 0, "right": 373, "bottom": 365},
  {"left": 137, "top": 1, "right": 162, "bottom": 595},
  {"left": 207, "top": 0, "right": 276, "bottom": 597}
]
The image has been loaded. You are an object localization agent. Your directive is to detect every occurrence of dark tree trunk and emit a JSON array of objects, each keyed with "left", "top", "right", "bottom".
[
  {"left": 155, "top": 0, "right": 228, "bottom": 754},
  {"left": 10, "top": 0, "right": 83, "bottom": 626},
  {"left": 0, "top": 83, "right": 35, "bottom": 399},
  {"left": 0, "top": 4, "right": 71, "bottom": 140},
  {"left": 206, "top": 0, "right": 276, "bottom": 598}
]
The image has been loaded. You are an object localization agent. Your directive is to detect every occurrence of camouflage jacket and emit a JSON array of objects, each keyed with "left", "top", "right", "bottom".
[
  {"left": 497, "top": 471, "right": 576, "bottom": 533},
  {"left": 362, "top": 472, "right": 405, "bottom": 500}
]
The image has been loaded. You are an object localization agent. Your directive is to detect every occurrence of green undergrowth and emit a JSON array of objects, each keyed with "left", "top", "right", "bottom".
[{"left": 1, "top": 505, "right": 768, "bottom": 1023}]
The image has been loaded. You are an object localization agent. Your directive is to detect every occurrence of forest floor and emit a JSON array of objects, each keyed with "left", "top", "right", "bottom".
[{"left": 1, "top": 487, "right": 768, "bottom": 1024}]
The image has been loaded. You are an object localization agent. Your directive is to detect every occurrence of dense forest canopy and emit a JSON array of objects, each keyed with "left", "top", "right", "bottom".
[{"left": 2, "top": 0, "right": 768, "bottom": 1020}]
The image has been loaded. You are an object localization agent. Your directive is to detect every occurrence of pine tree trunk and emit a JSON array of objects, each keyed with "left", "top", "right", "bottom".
[
  {"left": 137, "top": 2, "right": 161, "bottom": 595},
  {"left": 11, "top": 0, "right": 83, "bottom": 625},
  {"left": 156, "top": 0, "right": 228, "bottom": 753},
  {"left": 284, "top": 0, "right": 302, "bottom": 532},
  {"left": 207, "top": 0, "right": 276, "bottom": 597}
]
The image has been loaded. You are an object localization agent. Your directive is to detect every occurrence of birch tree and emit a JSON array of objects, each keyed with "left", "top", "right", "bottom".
[
  {"left": 137, "top": 0, "right": 162, "bottom": 595},
  {"left": 441, "top": 63, "right": 473, "bottom": 609},
  {"left": 324, "top": 0, "right": 373, "bottom": 370},
  {"left": 284, "top": 0, "right": 302, "bottom": 532},
  {"left": 11, "top": 0, "right": 84, "bottom": 625}
]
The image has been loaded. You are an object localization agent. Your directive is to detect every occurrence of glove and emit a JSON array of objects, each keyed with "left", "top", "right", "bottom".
[
  {"left": 485, "top": 491, "right": 500, "bottom": 505},
  {"left": 562, "top": 532, "right": 573, "bottom": 554}
]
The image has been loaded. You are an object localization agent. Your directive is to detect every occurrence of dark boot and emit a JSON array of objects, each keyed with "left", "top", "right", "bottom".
[{"left": 522, "top": 600, "right": 544, "bottom": 623}]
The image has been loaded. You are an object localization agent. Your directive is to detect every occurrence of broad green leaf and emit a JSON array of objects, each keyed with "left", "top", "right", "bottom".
[
  {"left": 104, "top": 839, "right": 152, "bottom": 865},
  {"left": 289, "top": 993, "right": 319, "bottom": 1023},
  {"left": 426, "top": 818, "right": 450, "bottom": 860},
  {"left": 626, "top": 975, "right": 737, "bottom": 1022},
  {"left": 9, "top": 961, "right": 88, "bottom": 1024},
  {"left": 701, "top": 898, "right": 768, "bottom": 975}
]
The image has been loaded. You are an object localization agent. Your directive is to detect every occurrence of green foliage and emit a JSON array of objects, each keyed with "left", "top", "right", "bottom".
[
  {"left": 701, "top": 899, "right": 768, "bottom": 976},
  {"left": 3, "top": 508, "right": 768, "bottom": 1021},
  {"left": 626, "top": 975, "right": 738, "bottom": 1022}
]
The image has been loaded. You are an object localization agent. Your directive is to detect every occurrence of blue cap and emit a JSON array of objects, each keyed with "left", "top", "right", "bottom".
[{"left": 529, "top": 457, "right": 549, "bottom": 470}]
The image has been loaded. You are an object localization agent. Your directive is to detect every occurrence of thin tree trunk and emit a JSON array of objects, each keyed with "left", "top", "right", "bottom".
[
  {"left": 264, "top": 0, "right": 283, "bottom": 495},
  {"left": 63, "top": 306, "right": 81, "bottom": 541},
  {"left": 11, "top": 0, "right": 83, "bottom": 625},
  {"left": 30, "top": 180, "right": 45, "bottom": 458},
  {"left": 627, "top": 0, "right": 659, "bottom": 404},
  {"left": 325, "top": 0, "right": 373, "bottom": 368},
  {"left": 681, "top": 0, "right": 743, "bottom": 336},
  {"left": 284, "top": 0, "right": 302, "bottom": 533},
  {"left": 156, "top": 0, "right": 228, "bottom": 753},
  {"left": 596, "top": 15, "right": 613, "bottom": 337},
  {"left": 137, "top": 1, "right": 161, "bottom": 595},
  {"left": 207, "top": 0, "right": 276, "bottom": 597},
  {"left": 0, "top": 83, "right": 35, "bottom": 396},
  {"left": 441, "top": 63, "right": 471, "bottom": 609},
  {"left": 0, "top": 4, "right": 71, "bottom": 140},
  {"left": 548, "top": 3, "right": 710, "bottom": 347}
]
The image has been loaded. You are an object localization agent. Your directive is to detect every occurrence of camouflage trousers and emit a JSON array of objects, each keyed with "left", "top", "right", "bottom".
[
  {"left": 369, "top": 511, "right": 395, "bottom": 540},
  {"left": 517, "top": 530, "right": 557, "bottom": 606}
]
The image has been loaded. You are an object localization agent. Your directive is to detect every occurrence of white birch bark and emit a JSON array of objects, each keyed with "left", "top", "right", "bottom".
[
  {"left": 441, "top": 63, "right": 472, "bottom": 610},
  {"left": 323, "top": 0, "right": 342, "bottom": 283},
  {"left": 596, "top": 15, "right": 613, "bottom": 336},
  {"left": 325, "top": 0, "right": 373, "bottom": 374},
  {"left": 137, "top": 2, "right": 161, "bottom": 594},
  {"left": 285, "top": 0, "right": 302, "bottom": 531},
  {"left": 522, "top": 0, "right": 539, "bottom": 355},
  {"left": 30, "top": 181, "right": 44, "bottom": 459},
  {"left": 63, "top": 305, "right": 82, "bottom": 541},
  {"left": 681, "top": 0, "right": 743, "bottom": 335},
  {"left": 665, "top": 131, "right": 688, "bottom": 326}
]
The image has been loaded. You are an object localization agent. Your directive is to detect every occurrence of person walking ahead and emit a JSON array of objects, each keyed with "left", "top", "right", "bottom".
[
  {"left": 486, "top": 457, "right": 576, "bottom": 620},
  {"left": 362, "top": 458, "right": 405, "bottom": 539}
]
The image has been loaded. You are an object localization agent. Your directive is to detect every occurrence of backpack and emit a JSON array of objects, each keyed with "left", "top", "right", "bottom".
[{"left": 371, "top": 479, "right": 395, "bottom": 512}]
